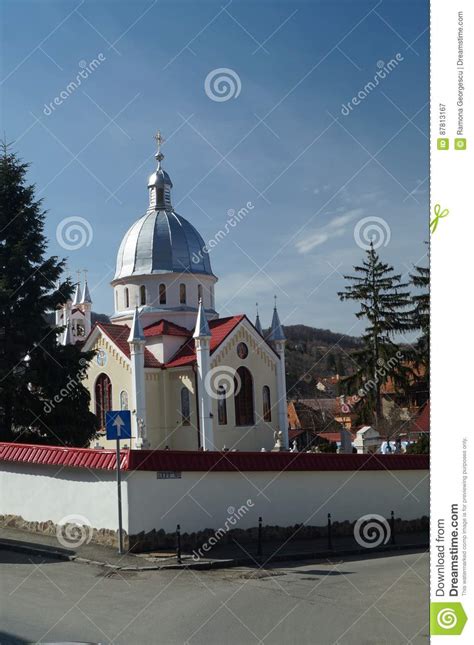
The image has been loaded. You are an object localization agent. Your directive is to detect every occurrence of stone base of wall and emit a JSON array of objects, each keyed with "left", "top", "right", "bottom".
[
  {"left": 1, "top": 514, "right": 429, "bottom": 554},
  {"left": 0, "top": 514, "right": 128, "bottom": 550},
  {"left": 127, "top": 515, "right": 429, "bottom": 553}
]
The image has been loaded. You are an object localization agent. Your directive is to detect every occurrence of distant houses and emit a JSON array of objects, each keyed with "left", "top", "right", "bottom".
[{"left": 288, "top": 393, "right": 430, "bottom": 454}]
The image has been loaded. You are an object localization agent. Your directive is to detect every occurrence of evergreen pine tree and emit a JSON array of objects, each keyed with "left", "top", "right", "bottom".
[
  {"left": 409, "top": 260, "right": 429, "bottom": 376},
  {"left": 0, "top": 143, "right": 98, "bottom": 445},
  {"left": 337, "top": 243, "right": 413, "bottom": 423}
]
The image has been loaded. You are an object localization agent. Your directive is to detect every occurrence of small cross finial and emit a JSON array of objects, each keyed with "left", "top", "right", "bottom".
[
  {"left": 274, "top": 294, "right": 277, "bottom": 308},
  {"left": 154, "top": 130, "right": 165, "bottom": 163},
  {"left": 82, "top": 268, "right": 88, "bottom": 283}
]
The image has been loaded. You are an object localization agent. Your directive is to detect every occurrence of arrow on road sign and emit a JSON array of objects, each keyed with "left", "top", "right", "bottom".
[{"left": 113, "top": 415, "right": 125, "bottom": 437}]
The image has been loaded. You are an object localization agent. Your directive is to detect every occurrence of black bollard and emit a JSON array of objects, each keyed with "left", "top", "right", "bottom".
[
  {"left": 390, "top": 511, "right": 396, "bottom": 545},
  {"left": 257, "top": 516, "right": 263, "bottom": 557},
  {"left": 327, "top": 513, "right": 333, "bottom": 551},
  {"left": 176, "top": 524, "right": 182, "bottom": 564}
]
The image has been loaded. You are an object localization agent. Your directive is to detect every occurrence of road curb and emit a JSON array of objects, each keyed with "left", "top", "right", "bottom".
[{"left": 0, "top": 538, "right": 428, "bottom": 571}]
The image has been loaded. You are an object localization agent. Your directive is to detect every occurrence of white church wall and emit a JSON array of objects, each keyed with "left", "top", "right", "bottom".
[
  {"left": 126, "top": 467, "right": 429, "bottom": 537},
  {"left": 0, "top": 461, "right": 127, "bottom": 532},
  {"left": 112, "top": 273, "right": 218, "bottom": 330}
]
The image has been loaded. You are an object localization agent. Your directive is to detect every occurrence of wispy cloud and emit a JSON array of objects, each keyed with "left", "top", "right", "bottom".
[{"left": 296, "top": 208, "right": 364, "bottom": 253}]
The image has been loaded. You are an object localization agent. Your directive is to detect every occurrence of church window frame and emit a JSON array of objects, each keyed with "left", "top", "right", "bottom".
[
  {"left": 159, "top": 283, "right": 167, "bottom": 305},
  {"left": 180, "top": 387, "right": 191, "bottom": 425},
  {"left": 234, "top": 366, "right": 255, "bottom": 426},
  {"left": 120, "top": 390, "right": 129, "bottom": 410},
  {"left": 140, "top": 285, "right": 146, "bottom": 306},
  {"left": 179, "top": 283, "right": 186, "bottom": 304},
  {"left": 197, "top": 284, "right": 203, "bottom": 303},
  {"left": 262, "top": 386, "right": 272, "bottom": 422},
  {"left": 217, "top": 385, "right": 228, "bottom": 425},
  {"left": 124, "top": 287, "right": 130, "bottom": 309},
  {"left": 95, "top": 373, "right": 112, "bottom": 430}
]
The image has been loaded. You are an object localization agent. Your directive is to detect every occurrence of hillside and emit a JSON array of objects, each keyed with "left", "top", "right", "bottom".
[{"left": 281, "top": 325, "right": 362, "bottom": 398}]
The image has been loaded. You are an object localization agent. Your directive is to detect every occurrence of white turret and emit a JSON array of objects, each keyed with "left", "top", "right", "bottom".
[
  {"left": 61, "top": 317, "right": 73, "bottom": 346},
  {"left": 80, "top": 272, "right": 92, "bottom": 337},
  {"left": 254, "top": 303, "right": 263, "bottom": 336},
  {"left": 193, "top": 298, "right": 213, "bottom": 450},
  {"left": 128, "top": 306, "right": 148, "bottom": 449},
  {"left": 72, "top": 273, "right": 81, "bottom": 306},
  {"left": 268, "top": 297, "right": 289, "bottom": 450}
]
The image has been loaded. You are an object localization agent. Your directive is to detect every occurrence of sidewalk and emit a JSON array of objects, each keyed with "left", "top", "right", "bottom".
[{"left": 0, "top": 525, "right": 428, "bottom": 571}]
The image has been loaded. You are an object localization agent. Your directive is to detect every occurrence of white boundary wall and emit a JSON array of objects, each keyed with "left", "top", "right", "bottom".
[
  {"left": 127, "top": 469, "right": 429, "bottom": 535},
  {"left": 0, "top": 461, "right": 428, "bottom": 537},
  {"left": 0, "top": 462, "right": 126, "bottom": 532}
]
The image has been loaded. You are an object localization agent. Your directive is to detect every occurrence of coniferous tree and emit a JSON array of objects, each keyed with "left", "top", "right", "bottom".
[
  {"left": 337, "top": 243, "right": 413, "bottom": 424},
  {"left": 409, "top": 261, "right": 429, "bottom": 376},
  {"left": 0, "top": 143, "right": 98, "bottom": 445}
]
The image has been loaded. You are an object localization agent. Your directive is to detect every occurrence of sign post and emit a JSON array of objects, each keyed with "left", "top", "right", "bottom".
[{"left": 106, "top": 410, "right": 132, "bottom": 555}]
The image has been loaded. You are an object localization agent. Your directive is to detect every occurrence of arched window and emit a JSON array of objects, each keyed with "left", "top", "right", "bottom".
[
  {"left": 140, "top": 285, "right": 146, "bottom": 306},
  {"left": 95, "top": 373, "right": 112, "bottom": 429},
  {"left": 159, "top": 283, "right": 166, "bottom": 304},
  {"left": 262, "top": 386, "right": 271, "bottom": 422},
  {"left": 210, "top": 286, "right": 215, "bottom": 309},
  {"left": 197, "top": 284, "right": 203, "bottom": 303},
  {"left": 120, "top": 390, "right": 129, "bottom": 410},
  {"left": 115, "top": 290, "right": 119, "bottom": 310},
  {"left": 180, "top": 283, "right": 186, "bottom": 304},
  {"left": 217, "top": 385, "right": 227, "bottom": 425},
  {"left": 180, "top": 387, "right": 190, "bottom": 425},
  {"left": 234, "top": 366, "right": 254, "bottom": 426}
]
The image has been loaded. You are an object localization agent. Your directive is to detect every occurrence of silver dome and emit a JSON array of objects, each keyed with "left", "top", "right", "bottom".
[{"left": 114, "top": 209, "right": 213, "bottom": 280}]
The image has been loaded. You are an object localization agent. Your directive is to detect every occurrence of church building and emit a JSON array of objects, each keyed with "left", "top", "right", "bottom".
[{"left": 58, "top": 134, "right": 289, "bottom": 452}]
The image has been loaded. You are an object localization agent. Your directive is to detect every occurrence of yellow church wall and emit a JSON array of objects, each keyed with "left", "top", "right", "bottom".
[
  {"left": 161, "top": 369, "right": 200, "bottom": 451},
  {"left": 83, "top": 322, "right": 283, "bottom": 452},
  {"left": 209, "top": 324, "right": 278, "bottom": 452},
  {"left": 83, "top": 334, "right": 133, "bottom": 449}
]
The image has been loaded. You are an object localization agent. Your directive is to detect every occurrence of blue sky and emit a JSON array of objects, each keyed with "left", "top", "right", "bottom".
[{"left": 1, "top": 0, "right": 429, "bottom": 337}]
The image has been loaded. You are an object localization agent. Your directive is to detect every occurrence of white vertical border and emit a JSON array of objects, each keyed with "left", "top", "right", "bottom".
[{"left": 431, "top": 0, "right": 473, "bottom": 639}]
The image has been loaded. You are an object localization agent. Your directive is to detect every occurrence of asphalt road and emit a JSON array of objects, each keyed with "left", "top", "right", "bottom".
[{"left": 0, "top": 549, "right": 428, "bottom": 644}]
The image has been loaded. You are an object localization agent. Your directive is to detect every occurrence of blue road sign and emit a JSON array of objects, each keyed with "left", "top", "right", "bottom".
[{"left": 106, "top": 410, "right": 132, "bottom": 441}]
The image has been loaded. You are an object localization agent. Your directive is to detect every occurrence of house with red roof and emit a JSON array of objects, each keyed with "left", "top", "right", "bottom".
[{"left": 72, "top": 136, "right": 289, "bottom": 452}]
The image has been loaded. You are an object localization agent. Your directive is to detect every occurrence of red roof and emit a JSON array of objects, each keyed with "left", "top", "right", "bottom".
[
  {"left": 409, "top": 401, "right": 430, "bottom": 435},
  {"left": 165, "top": 315, "right": 245, "bottom": 368},
  {"left": 0, "top": 442, "right": 124, "bottom": 470},
  {"left": 0, "top": 442, "right": 429, "bottom": 472},
  {"left": 143, "top": 319, "right": 191, "bottom": 338},
  {"left": 96, "top": 323, "right": 161, "bottom": 368}
]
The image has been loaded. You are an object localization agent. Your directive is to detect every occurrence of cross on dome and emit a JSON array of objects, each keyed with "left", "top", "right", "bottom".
[{"left": 154, "top": 130, "right": 165, "bottom": 163}]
